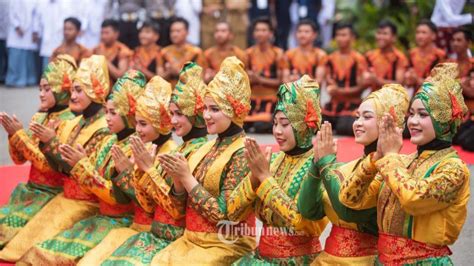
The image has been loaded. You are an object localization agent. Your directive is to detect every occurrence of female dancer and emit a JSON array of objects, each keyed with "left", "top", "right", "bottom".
[
  {"left": 228, "top": 75, "right": 328, "bottom": 264},
  {"left": 0, "top": 55, "right": 76, "bottom": 249},
  {"left": 19, "top": 69, "right": 147, "bottom": 264},
  {"left": 152, "top": 57, "right": 256, "bottom": 264},
  {"left": 340, "top": 63, "right": 470, "bottom": 265},
  {"left": 96, "top": 62, "right": 209, "bottom": 266},
  {"left": 300, "top": 84, "right": 409, "bottom": 265},
  {"left": 0, "top": 55, "right": 110, "bottom": 262}
]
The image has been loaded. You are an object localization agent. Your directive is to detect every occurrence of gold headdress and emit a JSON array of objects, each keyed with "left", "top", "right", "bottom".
[{"left": 206, "top": 56, "right": 251, "bottom": 127}]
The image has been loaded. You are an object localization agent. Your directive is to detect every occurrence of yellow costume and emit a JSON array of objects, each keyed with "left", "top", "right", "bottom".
[
  {"left": 0, "top": 55, "right": 76, "bottom": 252},
  {"left": 19, "top": 70, "right": 148, "bottom": 265},
  {"left": 301, "top": 84, "right": 409, "bottom": 265},
  {"left": 340, "top": 63, "right": 470, "bottom": 265},
  {"left": 0, "top": 55, "right": 111, "bottom": 262},
  {"left": 82, "top": 62, "right": 209, "bottom": 266},
  {"left": 152, "top": 57, "right": 255, "bottom": 265},
  {"left": 77, "top": 75, "right": 179, "bottom": 265}
]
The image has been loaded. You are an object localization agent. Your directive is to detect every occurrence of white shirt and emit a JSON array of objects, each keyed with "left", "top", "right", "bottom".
[
  {"left": 431, "top": 0, "right": 472, "bottom": 27},
  {"left": 34, "top": 0, "right": 78, "bottom": 57},
  {"left": 0, "top": 0, "right": 9, "bottom": 40},
  {"left": 6, "top": 0, "right": 39, "bottom": 50},
  {"left": 78, "top": 0, "right": 110, "bottom": 49},
  {"left": 318, "top": 0, "right": 335, "bottom": 25},
  {"left": 174, "top": 0, "right": 202, "bottom": 46}
]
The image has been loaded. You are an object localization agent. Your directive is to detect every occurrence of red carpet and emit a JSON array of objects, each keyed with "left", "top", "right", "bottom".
[
  {"left": 0, "top": 164, "right": 29, "bottom": 205},
  {"left": 0, "top": 165, "right": 28, "bottom": 266}
]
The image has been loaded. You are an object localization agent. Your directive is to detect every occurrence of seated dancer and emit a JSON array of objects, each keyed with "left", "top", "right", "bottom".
[
  {"left": 322, "top": 23, "right": 368, "bottom": 136},
  {"left": 363, "top": 20, "right": 408, "bottom": 91},
  {"left": 19, "top": 70, "right": 147, "bottom": 265},
  {"left": 0, "top": 55, "right": 76, "bottom": 250},
  {"left": 51, "top": 17, "right": 92, "bottom": 64},
  {"left": 450, "top": 28, "right": 474, "bottom": 150},
  {"left": 204, "top": 21, "right": 247, "bottom": 83},
  {"left": 94, "top": 62, "right": 209, "bottom": 266},
  {"left": 158, "top": 17, "right": 206, "bottom": 87},
  {"left": 0, "top": 55, "right": 110, "bottom": 262},
  {"left": 93, "top": 19, "right": 132, "bottom": 83},
  {"left": 245, "top": 17, "right": 286, "bottom": 133},
  {"left": 340, "top": 63, "right": 470, "bottom": 265},
  {"left": 75, "top": 75, "right": 178, "bottom": 265},
  {"left": 405, "top": 20, "right": 446, "bottom": 90},
  {"left": 284, "top": 19, "right": 327, "bottom": 84},
  {"left": 151, "top": 57, "right": 256, "bottom": 264},
  {"left": 130, "top": 21, "right": 161, "bottom": 80},
  {"left": 228, "top": 75, "right": 328, "bottom": 265},
  {"left": 454, "top": 69, "right": 474, "bottom": 151},
  {"left": 300, "top": 84, "right": 409, "bottom": 265}
]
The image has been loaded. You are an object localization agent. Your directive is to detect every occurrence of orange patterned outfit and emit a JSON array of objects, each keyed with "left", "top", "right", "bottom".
[
  {"left": 93, "top": 41, "right": 133, "bottom": 82},
  {"left": 93, "top": 42, "right": 132, "bottom": 67},
  {"left": 365, "top": 48, "right": 408, "bottom": 90},
  {"left": 205, "top": 45, "right": 247, "bottom": 72},
  {"left": 131, "top": 44, "right": 161, "bottom": 78},
  {"left": 408, "top": 47, "right": 446, "bottom": 80},
  {"left": 449, "top": 57, "right": 474, "bottom": 150},
  {"left": 160, "top": 43, "right": 206, "bottom": 87},
  {"left": 285, "top": 47, "right": 328, "bottom": 79},
  {"left": 323, "top": 50, "right": 367, "bottom": 135},
  {"left": 245, "top": 45, "right": 287, "bottom": 124}
]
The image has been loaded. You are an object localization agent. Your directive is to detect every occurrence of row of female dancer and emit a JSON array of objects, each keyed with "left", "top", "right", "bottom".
[{"left": 0, "top": 54, "right": 470, "bottom": 265}]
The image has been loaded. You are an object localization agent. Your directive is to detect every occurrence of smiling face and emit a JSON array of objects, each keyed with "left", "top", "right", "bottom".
[
  {"left": 170, "top": 102, "right": 193, "bottom": 137},
  {"left": 105, "top": 100, "right": 125, "bottom": 134},
  {"left": 407, "top": 98, "right": 436, "bottom": 145},
  {"left": 272, "top": 111, "right": 297, "bottom": 152},
  {"left": 353, "top": 100, "right": 379, "bottom": 146},
  {"left": 39, "top": 78, "right": 56, "bottom": 111},
  {"left": 375, "top": 27, "right": 395, "bottom": 49},
  {"left": 69, "top": 81, "right": 92, "bottom": 112},
  {"left": 203, "top": 96, "right": 232, "bottom": 135},
  {"left": 135, "top": 114, "right": 160, "bottom": 142}
]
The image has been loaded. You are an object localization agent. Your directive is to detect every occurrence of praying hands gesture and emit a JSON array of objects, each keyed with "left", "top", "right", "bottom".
[
  {"left": 245, "top": 138, "right": 272, "bottom": 189},
  {"left": 59, "top": 144, "right": 87, "bottom": 167},
  {"left": 0, "top": 112, "right": 23, "bottom": 136},
  {"left": 111, "top": 145, "right": 133, "bottom": 173},
  {"left": 313, "top": 121, "right": 337, "bottom": 162},
  {"left": 376, "top": 113, "right": 403, "bottom": 157},
  {"left": 158, "top": 153, "right": 196, "bottom": 194},
  {"left": 30, "top": 122, "right": 56, "bottom": 143},
  {"left": 130, "top": 136, "right": 156, "bottom": 173}
]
